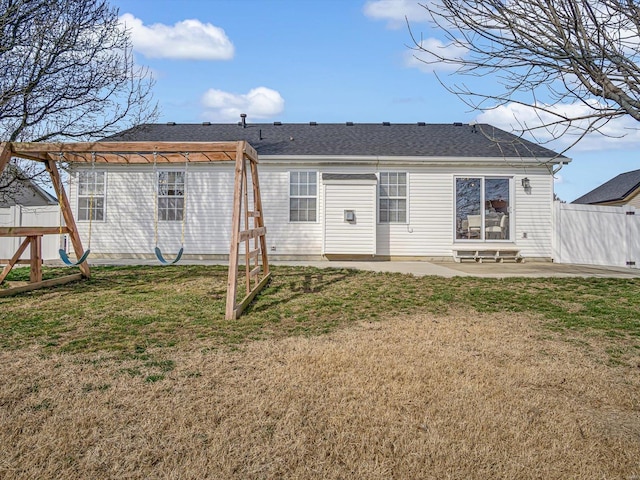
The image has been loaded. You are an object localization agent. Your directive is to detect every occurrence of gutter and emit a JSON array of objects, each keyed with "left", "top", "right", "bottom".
[{"left": 259, "top": 155, "right": 569, "bottom": 167}]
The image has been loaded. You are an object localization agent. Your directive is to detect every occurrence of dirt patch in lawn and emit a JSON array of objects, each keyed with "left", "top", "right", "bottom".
[{"left": 1, "top": 310, "right": 639, "bottom": 479}]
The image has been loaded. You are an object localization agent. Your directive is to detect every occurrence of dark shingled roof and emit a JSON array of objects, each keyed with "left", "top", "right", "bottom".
[
  {"left": 573, "top": 169, "right": 640, "bottom": 204},
  {"left": 105, "top": 122, "right": 566, "bottom": 160}
]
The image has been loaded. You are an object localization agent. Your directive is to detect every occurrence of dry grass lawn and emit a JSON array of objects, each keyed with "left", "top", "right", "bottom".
[{"left": 2, "top": 308, "right": 639, "bottom": 479}]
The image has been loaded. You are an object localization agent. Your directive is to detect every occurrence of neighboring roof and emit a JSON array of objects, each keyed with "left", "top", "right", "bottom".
[
  {"left": 105, "top": 122, "right": 567, "bottom": 161},
  {"left": 573, "top": 169, "right": 640, "bottom": 204},
  {"left": 0, "top": 165, "right": 58, "bottom": 207}
]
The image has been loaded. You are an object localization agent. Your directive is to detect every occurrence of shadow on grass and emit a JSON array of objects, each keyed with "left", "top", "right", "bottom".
[{"left": 244, "top": 268, "right": 356, "bottom": 315}]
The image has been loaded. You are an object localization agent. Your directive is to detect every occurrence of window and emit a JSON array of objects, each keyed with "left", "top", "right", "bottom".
[
  {"left": 455, "top": 177, "right": 511, "bottom": 241},
  {"left": 78, "top": 171, "right": 105, "bottom": 221},
  {"left": 289, "top": 171, "right": 317, "bottom": 222},
  {"left": 379, "top": 172, "right": 407, "bottom": 223},
  {"left": 158, "top": 171, "right": 185, "bottom": 221}
]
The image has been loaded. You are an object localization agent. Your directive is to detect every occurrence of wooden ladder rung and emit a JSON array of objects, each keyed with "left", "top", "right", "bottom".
[
  {"left": 246, "top": 248, "right": 260, "bottom": 260},
  {"left": 247, "top": 211, "right": 261, "bottom": 218},
  {"left": 238, "top": 226, "right": 267, "bottom": 242},
  {"left": 249, "top": 265, "right": 261, "bottom": 278}
]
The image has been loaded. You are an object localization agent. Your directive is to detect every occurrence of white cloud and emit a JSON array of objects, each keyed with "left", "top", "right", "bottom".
[
  {"left": 201, "top": 87, "right": 285, "bottom": 121},
  {"left": 119, "top": 13, "right": 234, "bottom": 60},
  {"left": 404, "top": 37, "right": 468, "bottom": 72},
  {"left": 476, "top": 102, "right": 640, "bottom": 153},
  {"left": 363, "top": 0, "right": 431, "bottom": 28}
]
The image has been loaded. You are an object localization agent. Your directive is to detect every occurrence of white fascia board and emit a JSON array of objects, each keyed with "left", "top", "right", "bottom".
[{"left": 259, "top": 155, "right": 570, "bottom": 166}]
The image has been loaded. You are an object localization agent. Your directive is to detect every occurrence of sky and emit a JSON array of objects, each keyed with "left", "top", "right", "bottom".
[{"left": 109, "top": 0, "right": 639, "bottom": 203}]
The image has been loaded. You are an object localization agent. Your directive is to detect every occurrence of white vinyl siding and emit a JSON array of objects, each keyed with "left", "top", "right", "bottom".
[
  {"left": 69, "top": 164, "right": 237, "bottom": 256},
  {"left": 266, "top": 167, "right": 323, "bottom": 256},
  {"left": 514, "top": 173, "right": 554, "bottom": 258},
  {"left": 376, "top": 169, "right": 451, "bottom": 257},
  {"left": 68, "top": 162, "right": 554, "bottom": 261},
  {"left": 626, "top": 190, "right": 640, "bottom": 208},
  {"left": 324, "top": 180, "right": 376, "bottom": 255}
]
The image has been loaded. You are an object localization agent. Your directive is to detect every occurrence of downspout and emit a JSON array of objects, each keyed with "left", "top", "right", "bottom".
[
  {"left": 552, "top": 162, "right": 565, "bottom": 176},
  {"left": 551, "top": 161, "right": 566, "bottom": 264}
]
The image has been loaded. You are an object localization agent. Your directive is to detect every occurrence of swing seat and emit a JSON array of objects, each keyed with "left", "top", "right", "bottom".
[
  {"left": 154, "top": 246, "right": 184, "bottom": 265},
  {"left": 59, "top": 248, "right": 90, "bottom": 266}
]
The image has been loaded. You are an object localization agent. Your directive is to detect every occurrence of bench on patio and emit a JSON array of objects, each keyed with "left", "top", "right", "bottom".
[{"left": 453, "top": 248, "right": 523, "bottom": 263}]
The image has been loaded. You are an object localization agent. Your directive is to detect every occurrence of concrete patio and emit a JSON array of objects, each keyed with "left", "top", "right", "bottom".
[{"left": 75, "top": 257, "right": 640, "bottom": 279}]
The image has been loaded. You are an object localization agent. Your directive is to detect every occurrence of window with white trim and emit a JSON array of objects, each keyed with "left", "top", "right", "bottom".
[
  {"left": 289, "top": 171, "right": 317, "bottom": 222},
  {"left": 379, "top": 172, "right": 407, "bottom": 223},
  {"left": 157, "top": 171, "right": 185, "bottom": 221},
  {"left": 78, "top": 171, "right": 105, "bottom": 221}
]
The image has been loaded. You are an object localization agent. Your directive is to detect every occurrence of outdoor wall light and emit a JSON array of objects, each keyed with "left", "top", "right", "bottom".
[{"left": 521, "top": 177, "right": 531, "bottom": 189}]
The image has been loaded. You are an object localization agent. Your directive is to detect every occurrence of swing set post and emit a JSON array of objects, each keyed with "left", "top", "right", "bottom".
[
  {"left": 0, "top": 142, "right": 12, "bottom": 173},
  {"left": 225, "top": 141, "right": 270, "bottom": 320},
  {"left": 45, "top": 158, "right": 90, "bottom": 278}
]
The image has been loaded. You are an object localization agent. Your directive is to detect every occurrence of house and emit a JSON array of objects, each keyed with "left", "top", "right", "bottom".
[
  {"left": 0, "top": 164, "right": 58, "bottom": 207},
  {"left": 67, "top": 121, "right": 569, "bottom": 262},
  {"left": 572, "top": 169, "right": 640, "bottom": 207},
  {"left": 0, "top": 164, "right": 60, "bottom": 261}
]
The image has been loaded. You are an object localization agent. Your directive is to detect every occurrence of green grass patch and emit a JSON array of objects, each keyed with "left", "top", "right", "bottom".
[{"left": 0, "top": 265, "right": 639, "bottom": 364}]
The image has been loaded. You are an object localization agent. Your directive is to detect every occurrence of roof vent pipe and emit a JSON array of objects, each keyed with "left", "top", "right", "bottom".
[{"left": 240, "top": 113, "right": 247, "bottom": 128}]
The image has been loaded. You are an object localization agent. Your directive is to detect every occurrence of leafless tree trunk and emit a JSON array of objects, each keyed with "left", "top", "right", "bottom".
[
  {"left": 411, "top": 0, "right": 640, "bottom": 150},
  {"left": 0, "top": 0, "right": 157, "bottom": 201}
]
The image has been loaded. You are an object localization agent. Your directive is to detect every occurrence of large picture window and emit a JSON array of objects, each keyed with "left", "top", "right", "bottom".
[
  {"left": 379, "top": 172, "right": 407, "bottom": 223},
  {"left": 78, "top": 171, "right": 105, "bottom": 221},
  {"left": 289, "top": 171, "right": 317, "bottom": 222},
  {"left": 158, "top": 171, "right": 185, "bottom": 221},
  {"left": 455, "top": 177, "right": 511, "bottom": 241}
]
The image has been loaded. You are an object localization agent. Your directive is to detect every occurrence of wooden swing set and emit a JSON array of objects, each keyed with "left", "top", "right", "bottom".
[{"left": 0, "top": 140, "right": 270, "bottom": 320}]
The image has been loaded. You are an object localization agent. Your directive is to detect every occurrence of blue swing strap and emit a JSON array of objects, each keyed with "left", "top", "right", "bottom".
[
  {"left": 59, "top": 248, "right": 91, "bottom": 266},
  {"left": 154, "top": 246, "right": 184, "bottom": 265}
]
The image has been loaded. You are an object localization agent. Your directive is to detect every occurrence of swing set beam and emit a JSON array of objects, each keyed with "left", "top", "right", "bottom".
[
  {"left": 0, "top": 141, "right": 270, "bottom": 320},
  {"left": 9, "top": 141, "right": 258, "bottom": 164}
]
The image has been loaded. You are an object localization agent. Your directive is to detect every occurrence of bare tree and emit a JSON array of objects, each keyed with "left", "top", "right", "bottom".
[
  {"left": 0, "top": 0, "right": 157, "bottom": 201},
  {"left": 410, "top": 0, "right": 640, "bottom": 150}
]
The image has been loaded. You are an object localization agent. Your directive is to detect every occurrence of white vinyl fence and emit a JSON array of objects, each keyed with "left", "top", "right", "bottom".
[
  {"left": 0, "top": 205, "right": 61, "bottom": 261},
  {"left": 553, "top": 201, "right": 640, "bottom": 268}
]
